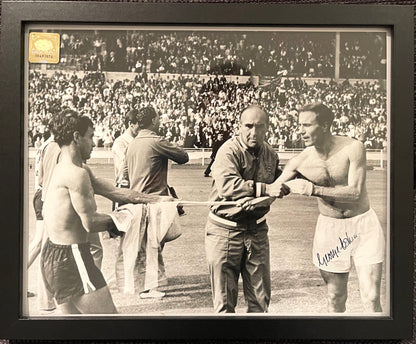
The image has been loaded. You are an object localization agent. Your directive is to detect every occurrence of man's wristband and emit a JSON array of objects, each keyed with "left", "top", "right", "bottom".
[{"left": 255, "top": 182, "right": 266, "bottom": 197}]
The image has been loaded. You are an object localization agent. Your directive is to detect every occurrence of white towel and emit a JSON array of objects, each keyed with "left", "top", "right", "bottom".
[
  {"left": 110, "top": 204, "right": 146, "bottom": 294},
  {"left": 109, "top": 202, "right": 180, "bottom": 294},
  {"left": 145, "top": 202, "right": 181, "bottom": 290}
]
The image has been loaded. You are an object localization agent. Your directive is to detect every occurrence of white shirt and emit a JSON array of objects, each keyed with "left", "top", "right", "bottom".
[{"left": 112, "top": 131, "right": 134, "bottom": 183}]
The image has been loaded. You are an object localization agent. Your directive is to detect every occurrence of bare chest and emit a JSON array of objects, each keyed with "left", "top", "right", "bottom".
[{"left": 297, "top": 152, "right": 349, "bottom": 187}]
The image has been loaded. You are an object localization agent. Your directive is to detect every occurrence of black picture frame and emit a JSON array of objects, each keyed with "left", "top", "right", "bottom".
[{"left": 0, "top": 1, "right": 413, "bottom": 341}]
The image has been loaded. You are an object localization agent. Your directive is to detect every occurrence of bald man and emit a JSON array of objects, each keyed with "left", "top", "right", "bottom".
[{"left": 205, "top": 105, "right": 289, "bottom": 313}]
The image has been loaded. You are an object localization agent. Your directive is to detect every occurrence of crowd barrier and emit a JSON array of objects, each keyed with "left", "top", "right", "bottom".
[
  {"left": 36, "top": 68, "right": 382, "bottom": 88},
  {"left": 28, "top": 147, "right": 388, "bottom": 169}
]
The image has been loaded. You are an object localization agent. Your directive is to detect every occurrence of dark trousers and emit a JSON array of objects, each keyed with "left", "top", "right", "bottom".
[{"left": 205, "top": 221, "right": 271, "bottom": 313}]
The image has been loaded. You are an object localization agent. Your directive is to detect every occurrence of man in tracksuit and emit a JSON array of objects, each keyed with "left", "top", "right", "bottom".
[{"left": 205, "top": 105, "right": 289, "bottom": 313}]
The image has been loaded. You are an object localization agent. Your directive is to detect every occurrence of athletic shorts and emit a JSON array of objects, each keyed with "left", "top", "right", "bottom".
[
  {"left": 33, "top": 189, "right": 43, "bottom": 220},
  {"left": 41, "top": 239, "right": 107, "bottom": 305},
  {"left": 312, "top": 209, "right": 385, "bottom": 273}
]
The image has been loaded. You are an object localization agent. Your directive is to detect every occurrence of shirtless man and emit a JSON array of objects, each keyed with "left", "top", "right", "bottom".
[
  {"left": 41, "top": 109, "right": 162, "bottom": 314},
  {"left": 265, "top": 102, "right": 385, "bottom": 313}
]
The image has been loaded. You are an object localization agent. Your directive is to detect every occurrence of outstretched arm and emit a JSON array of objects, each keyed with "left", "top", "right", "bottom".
[
  {"left": 83, "top": 164, "right": 162, "bottom": 204},
  {"left": 285, "top": 141, "right": 367, "bottom": 202},
  {"left": 68, "top": 169, "right": 115, "bottom": 233},
  {"left": 154, "top": 138, "right": 189, "bottom": 164},
  {"left": 264, "top": 157, "right": 299, "bottom": 197}
]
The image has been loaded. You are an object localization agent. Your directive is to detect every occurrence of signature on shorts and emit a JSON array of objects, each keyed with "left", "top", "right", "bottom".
[{"left": 316, "top": 232, "right": 358, "bottom": 267}]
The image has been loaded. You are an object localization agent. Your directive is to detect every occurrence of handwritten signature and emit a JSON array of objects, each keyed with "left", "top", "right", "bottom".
[{"left": 316, "top": 232, "right": 358, "bottom": 267}]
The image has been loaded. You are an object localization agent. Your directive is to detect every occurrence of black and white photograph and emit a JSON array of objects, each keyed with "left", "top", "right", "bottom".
[{"left": 23, "top": 24, "right": 391, "bottom": 318}]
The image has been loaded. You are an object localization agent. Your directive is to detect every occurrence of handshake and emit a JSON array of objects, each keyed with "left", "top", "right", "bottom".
[
  {"left": 238, "top": 179, "right": 315, "bottom": 211},
  {"left": 265, "top": 179, "right": 314, "bottom": 198}
]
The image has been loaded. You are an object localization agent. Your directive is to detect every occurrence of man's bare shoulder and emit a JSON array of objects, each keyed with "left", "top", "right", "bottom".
[
  {"left": 333, "top": 136, "right": 365, "bottom": 155},
  {"left": 294, "top": 146, "right": 315, "bottom": 161},
  {"left": 285, "top": 148, "right": 312, "bottom": 171},
  {"left": 55, "top": 163, "right": 92, "bottom": 191}
]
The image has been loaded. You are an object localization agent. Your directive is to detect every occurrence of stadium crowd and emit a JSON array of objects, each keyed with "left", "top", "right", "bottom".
[
  {"left": 43, "top": 30, "right": 386, "bottom": 79},
  {"left": 340, "top": 32, "right": 387, "bottom": 79},
  {"left": 28, "top": 70, "right": 387, "bottom": 151}
]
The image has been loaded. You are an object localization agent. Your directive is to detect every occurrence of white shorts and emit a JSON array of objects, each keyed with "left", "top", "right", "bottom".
[{"left": 312, "top": 209, "right": 385, "bottom": 273}]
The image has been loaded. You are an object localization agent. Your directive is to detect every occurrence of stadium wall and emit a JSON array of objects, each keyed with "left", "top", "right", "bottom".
[
  {"left": 39, "top": 70, "right": 259, "bottom": 85},
  {"left": 37, "top": 69, "right": 383, "bottom": 87},
  {"left": 27, "top": 147, "right": 387, "bottom": 169}
]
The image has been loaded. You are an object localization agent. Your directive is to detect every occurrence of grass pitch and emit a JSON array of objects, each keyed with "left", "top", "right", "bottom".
[{"left": 26, "top": 163, "right": 388, "bottom": 316}]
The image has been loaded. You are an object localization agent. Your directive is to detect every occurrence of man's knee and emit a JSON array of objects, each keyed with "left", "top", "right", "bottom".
[
  {"left": 360, "top": 287, "right": 381, "bottom": 309},
  {"left": 326, "top": 289, "right": 347, "bottom": 312},
  {"left": 356, "top": 263, "right": 383, "bottom": 311},
  {"left": 327, "top": 288, "right": 348, "bottom": 304},
  {"left": 362, "top": 283, "right": 380, "bottom": 298},
  {"left": 205, "top": 244, "right": 228, "bottom": 273},
  {"left": 73, "top": 286, "right": 117, "bottom": 314},
  {"left": 322, "top": 270, "right": 349, "bottom": 312}
]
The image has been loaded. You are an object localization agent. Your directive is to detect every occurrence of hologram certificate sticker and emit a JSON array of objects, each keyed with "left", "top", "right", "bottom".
[{"left": 29, "top": 32, "right": 60, "bottom": 64}]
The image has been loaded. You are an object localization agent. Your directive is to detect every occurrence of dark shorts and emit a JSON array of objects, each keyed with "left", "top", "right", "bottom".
[
  {"left": 41, "top": 239, "right": 107, "bottom": 305},
  {"left": 33, "top": 189, "right": 43, "bottom": 220}
]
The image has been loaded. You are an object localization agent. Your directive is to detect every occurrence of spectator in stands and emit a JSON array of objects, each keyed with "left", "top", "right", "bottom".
[
  {"left": 46, "top": 30, "right": 385, "bottom": 79},
  {"left": 28, "top": 72, "right": 387, "bottom": 152}
]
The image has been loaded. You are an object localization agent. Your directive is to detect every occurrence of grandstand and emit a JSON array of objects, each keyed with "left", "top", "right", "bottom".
[
  {"left": 28, "top": 29, "right": 387, "bottom": 152},
  {"left": 32, "top": 30, "right": 386, "bottom": 78}
]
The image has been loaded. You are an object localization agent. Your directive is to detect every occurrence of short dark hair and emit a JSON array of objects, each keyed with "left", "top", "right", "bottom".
[
  {"left": 124, "top": 109, "right": 139, "bottom": 128},
  {"left": 299, "top": 102, "right": 334, "bottom": 127},
  {"left": 50, "top": 109, "right": 94, "bottom": 147},
  {"left": 137, "top": 106, "right": 157, "bottom": 129}
]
